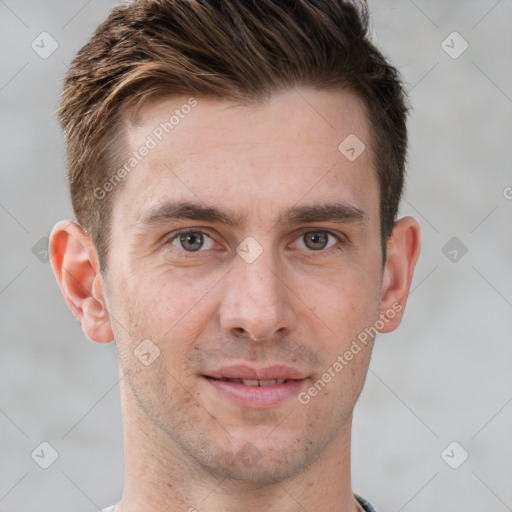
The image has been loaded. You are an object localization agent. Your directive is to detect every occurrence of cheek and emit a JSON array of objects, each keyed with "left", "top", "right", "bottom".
[
  {"left": 118, "top": 267, "right": 205, "bottom": 323},
  {"left": 130, "top": 271, "right": 217, "bottom": 360},
  {"left": 299, "top": 262, "right": 381, "bottom": 335}
]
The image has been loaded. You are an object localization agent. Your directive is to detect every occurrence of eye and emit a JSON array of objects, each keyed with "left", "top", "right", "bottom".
[
  {"left": 170, "top": 230, "right": 215, "bottom": 252},
  {"left": 293, "top": 231, "right": 340, "bottom": 251}
]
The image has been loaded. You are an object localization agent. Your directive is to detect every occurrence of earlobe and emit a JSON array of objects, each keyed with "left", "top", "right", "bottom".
[
  {"left": 378, "top": 216, "right": 421, "bottom": 333},
  {"left": 49, "top": 220, "right": 114, "bottom": 343}
]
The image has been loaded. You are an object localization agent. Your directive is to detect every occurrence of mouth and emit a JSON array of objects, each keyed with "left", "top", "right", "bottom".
[
  {"left": 204, "top": 377, "right": 291, "bottom": 386},
  {"left": 201, "top": 365, "right": 309, "bottom": 408}
]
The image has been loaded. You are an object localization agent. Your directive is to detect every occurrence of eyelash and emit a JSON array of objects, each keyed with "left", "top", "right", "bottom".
[{"left": 165, "top": 229, "right": 344, "bottom": 257}]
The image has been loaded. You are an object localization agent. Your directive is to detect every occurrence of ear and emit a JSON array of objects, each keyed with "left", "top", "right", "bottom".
[
  {"left": 378, "top": 216, "right": 421, "bottom": 333},
  {"left": 49, "top": 220, "right": 114, "bottom": 343}
]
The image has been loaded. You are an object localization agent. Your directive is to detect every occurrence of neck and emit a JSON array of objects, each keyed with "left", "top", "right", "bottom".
[{"left": 115, "top": 377, "right": 360, "bottom": 512}]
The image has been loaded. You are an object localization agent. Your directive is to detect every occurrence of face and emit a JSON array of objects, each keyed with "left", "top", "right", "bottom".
[{"left": 103, "top": 87, "right": 386, "bottom": 482}]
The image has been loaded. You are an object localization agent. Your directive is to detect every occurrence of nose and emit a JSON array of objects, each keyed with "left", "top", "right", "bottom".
[{"left": 219, "top": 246, "right": 296, "bottom": 342}]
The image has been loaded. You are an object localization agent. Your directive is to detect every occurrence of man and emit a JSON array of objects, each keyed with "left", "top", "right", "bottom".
[{"left": 50, "top": 1, "right": 420, "bottom": 510}]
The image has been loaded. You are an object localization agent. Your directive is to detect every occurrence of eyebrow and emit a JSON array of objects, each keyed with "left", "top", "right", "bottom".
[{"left": 137, "top": 200, "right": 367, "bottom": 229}]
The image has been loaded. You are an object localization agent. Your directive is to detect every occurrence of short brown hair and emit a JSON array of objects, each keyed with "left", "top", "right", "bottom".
[{"left": 58, "top": 0, "right": 409, "bottom": 269}]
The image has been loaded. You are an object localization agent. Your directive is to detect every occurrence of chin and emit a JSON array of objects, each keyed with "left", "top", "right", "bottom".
[
  {"left": 205, "top": 456, "right": 305, "bottom": 484},
  {"left": 192, "top": 436, "right": 317, "bottom": 484}
]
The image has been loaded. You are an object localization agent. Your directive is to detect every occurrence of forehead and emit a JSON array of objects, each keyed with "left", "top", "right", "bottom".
[{"left": 112, "top": 87, "right": 378, "bottom": 230}]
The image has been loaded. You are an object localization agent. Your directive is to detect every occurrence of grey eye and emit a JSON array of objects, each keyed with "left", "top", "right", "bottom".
[
  {"left": 172, "top": 231, "right": 214, "bottom": 252},
  {"left": 296, "top": 231, "right": 337, "bottom": 251}
]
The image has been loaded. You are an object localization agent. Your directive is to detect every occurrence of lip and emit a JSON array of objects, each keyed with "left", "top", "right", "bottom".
[
  {"left": 201, "top": 364, "right": 309, "bottom": 409},
  {"left": 203, "top": 377, "right": 308, "bottom": 408},
  {"left": 203, "top": 364, "right": 308, "bottom": 381}
]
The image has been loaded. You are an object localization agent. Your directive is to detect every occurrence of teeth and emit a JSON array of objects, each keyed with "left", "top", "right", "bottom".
[
  {"left": 242, "top": 379, "right": 286, "bottom": 386},
  {"left": 258, "top": 379, "right": 278, "bottom": 386},
  {"left": 216, "top": 377, "right": 288, "bottom": 386}
]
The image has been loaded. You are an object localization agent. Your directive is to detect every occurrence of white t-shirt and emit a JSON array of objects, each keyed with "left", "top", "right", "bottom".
[{"left": 101, "top": 507, "right": 116, "bottom": 512}]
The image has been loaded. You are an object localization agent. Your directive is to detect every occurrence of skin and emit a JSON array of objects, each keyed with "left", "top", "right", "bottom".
[{"left": 50, "top": 87, "right": 420, "bottom": 512}]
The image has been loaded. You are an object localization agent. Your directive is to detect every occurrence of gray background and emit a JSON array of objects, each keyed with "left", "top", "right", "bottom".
[{"left": 0, "top": 0, "right": 511, "bottom": 511}]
